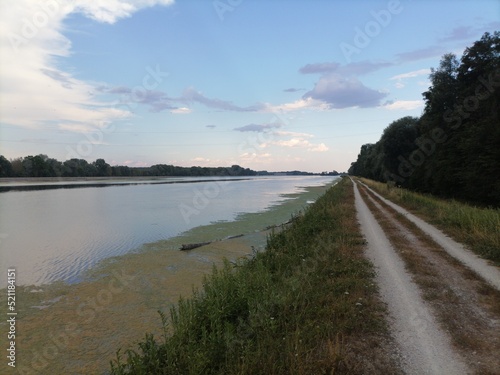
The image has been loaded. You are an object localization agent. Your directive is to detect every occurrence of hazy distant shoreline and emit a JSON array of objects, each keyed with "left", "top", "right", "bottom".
[
  {"left": 0, "top": 175, "right": 254, "bottom": 191},
  {"left": 0, "top": 176, "right": 182, "bottom": 184}
]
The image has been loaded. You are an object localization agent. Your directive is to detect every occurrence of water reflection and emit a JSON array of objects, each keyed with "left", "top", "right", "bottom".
[
  {"left": 0, "top": 177, "right": 250, "bottom": 193},
  {"left": 0, "top": 176, "right": 336, "bottom": 286}
]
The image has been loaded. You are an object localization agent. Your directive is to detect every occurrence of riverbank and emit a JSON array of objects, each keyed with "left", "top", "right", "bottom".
[
  {"left": 110, "top": 177, "right": 400, "bottom": 374},
  {"left": 0, "top": 181, "right": 337, "bottom": 374}
]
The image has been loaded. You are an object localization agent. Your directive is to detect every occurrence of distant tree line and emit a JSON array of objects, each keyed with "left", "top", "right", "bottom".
[
  {"left": 349, "top": 32, "right": 500, "bottom": 207},
  {"left": 0, "top": 155, "right": 341, "bottom": 178},
  {"left": 0, "top": 155, "right": 258, "bottom": 178}
]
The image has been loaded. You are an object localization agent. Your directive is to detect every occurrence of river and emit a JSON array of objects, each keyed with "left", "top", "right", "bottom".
[{"left": 0, "top": 175, "right": 337, "bottom": 286}]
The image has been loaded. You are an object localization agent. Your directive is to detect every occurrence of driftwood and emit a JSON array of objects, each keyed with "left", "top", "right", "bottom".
[
  {"left": 224, "top": 234, "right": 244, "bottom": 240},
  {"left": 179, "top": 234, "right": 245, "bottom": 251},
  {"left": 180, "top": 241, "right": 211, "bottom": 251},
  {"left": 179, "top": 216, "right": 305, "bottom": 251},
  {"left": 264, "top": 216, "right": 299, "bottom": 231}
]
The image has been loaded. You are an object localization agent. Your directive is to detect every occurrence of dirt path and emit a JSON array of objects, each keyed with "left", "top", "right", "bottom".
[
  {"left": 352, "top": 178, "right": 500, "bottom": 374},
  {"left": 358, "top": 181, "right": 500, "bottom": 291}
]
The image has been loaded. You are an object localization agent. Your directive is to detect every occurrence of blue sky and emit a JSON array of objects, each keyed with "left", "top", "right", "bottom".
[{"left": 1, "top": 0, "right": 499, "bottom": 172}]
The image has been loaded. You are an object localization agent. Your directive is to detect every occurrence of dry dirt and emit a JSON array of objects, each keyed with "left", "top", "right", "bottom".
[{"left": 353, "top": 178, "right": 500, "bottom": 374}]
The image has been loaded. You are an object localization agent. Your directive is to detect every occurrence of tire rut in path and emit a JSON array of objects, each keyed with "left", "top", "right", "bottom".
[
  {"left": 359, "top": 182, "right": 500, "bottom": 374},
  {"left": 352, "top": 179, "right": 470, "bottom": 374},
  {"left": 358, "top": 181, "right": 500, "bottom": 291}
]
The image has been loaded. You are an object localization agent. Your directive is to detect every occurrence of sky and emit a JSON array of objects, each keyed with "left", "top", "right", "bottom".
[{"left": 0, "top": 0, "right": 499, "bottom": 173}]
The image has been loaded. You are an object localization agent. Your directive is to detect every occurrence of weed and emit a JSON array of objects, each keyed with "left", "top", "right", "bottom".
[
  {"left": 109, "top": 178, "right": 399, "bottom": 374},
  {"left": 360, "top": 178, "right": 500, "bottom": 264}
]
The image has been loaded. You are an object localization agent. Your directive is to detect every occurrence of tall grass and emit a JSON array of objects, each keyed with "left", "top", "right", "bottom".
[
  {"left": 360, "top": 178, "right": 500, "bottom": 264},
  {"left": 109, "top": 178, "right": 394, "bottom": 374}
]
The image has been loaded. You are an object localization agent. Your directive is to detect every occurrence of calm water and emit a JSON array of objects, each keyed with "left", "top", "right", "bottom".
[{"left": 0, "top": 176, "right": 337, "bottom": 286}]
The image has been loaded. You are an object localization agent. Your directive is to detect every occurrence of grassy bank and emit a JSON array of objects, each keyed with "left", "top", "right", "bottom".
[
  {"left": 359, "top": 178, "right": 500, "bottom": 265},
  {"left": 109, "top": 177, "right": 398, "bottom": 374}
]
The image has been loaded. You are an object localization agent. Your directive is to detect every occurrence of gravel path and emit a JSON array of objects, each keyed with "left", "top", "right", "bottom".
[
  {"left": 359, "top": 181, "right": 500, "bottom": 291},
  {"left": 353, "top": 180, "right": 470, "bottom": 374}
]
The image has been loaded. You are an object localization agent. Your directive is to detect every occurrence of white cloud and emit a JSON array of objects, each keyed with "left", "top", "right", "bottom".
[
  {"left": 303, "top": 74, "right": 387, "bottom": 109},
  {"left": 309, "top": 143, "right": 328, "bottom": 152},
  {"left": 119, "top": 160, "right": 150, "bottom": 167},
  {"left": 170, "top": 107, "right": 192, "bottom": 114},
  {"left": 69, "top": 0, "right": 174, "bottom": 24},
  {"left": 274, "top": 138, "right": 311, "bottom": 148},
  {"left": 265, "top": 137, "right": 329, "bottom": 153},
  {"left": 265, "top": 97, "right": 329, "bottom": 113},
  {"left": 384, "top": 100, "right": 424, "bottom": 111},
  {"left": 390, "top": 69, "right": 431, "bottom": 88},
  {"left": 0, "top": 0, "right": 174, "bottom": 131},
  {"left": 192, "top": 157, "right": 210, "bottom": 163},
  {"left": 273, "top": 130, "right": 313, "bottom": 138},
  {"left": 390, "top": 69, "right": 430, "bottom": 81},
  {"left": 238, "top": 151, "right": 273, "bottom": 166}
]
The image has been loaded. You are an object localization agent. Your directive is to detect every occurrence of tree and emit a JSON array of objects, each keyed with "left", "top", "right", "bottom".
[
  {"left": 1, "top": 155, "right": 260, "bottom": 180},
  {"left": 21, "top": 155, "right": 52, "bottom": 177},
  {"left": 0, "top": 155, "right": 13, "bottom": 177},
  {"left": 422, "top": 53, "right": 460, "bottom": 121},
  {"left": 46, "top": 157, "right": 63, "bottom": 177},
  {"left": 350, "top": 32, "right": 500, "bottom": 206},
  {"left": 10, "top": 158, "right": 24, "bottom": 177},
  {"left": 63, "top": 159, "right": 96, "bottom": 177},
  {"left": 458, "top": 31, "right": 500, "bottom": 89},
  {"left": 93, "top": 159, "right": 111, "bottom": 177},
  {"left": 111, "top": 165, "right": 131, "bottom": 176},
  {"left": 454, "top": 31, "right": 500, "bottom": 204},
  {"left": 379, "top": 116, "right": 419, "bottom": 182},
  {"left": 349, "top": 143, "right": 379, "bottom": 179}
]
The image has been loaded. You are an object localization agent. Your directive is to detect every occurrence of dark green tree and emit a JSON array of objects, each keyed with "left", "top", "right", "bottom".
[
  {"left": 422, "top": 53, "right": 460, "bottom": 121},
  {"left": 21, "top": 155, "right": 53, "bottom": 177},
  {"left": 93, "top": 159, "right": 111, "bottom": 177},
  {"left": 379, "top": 116, "right": 419, "bottom": 183},
  {"left": 63, "top": 159, "right": 96, "bottom": 177},
  {"left": 0, "top": 155, "right": 13, "bottom": 177},
  {"left": 350, "top": 32, "right": 500, "bottom": 206},
  {"left": 10, "top": 158, "right": 24, "bottom": 177}
]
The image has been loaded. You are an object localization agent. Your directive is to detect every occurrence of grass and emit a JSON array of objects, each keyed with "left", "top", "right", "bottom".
[
  {"left": 357, "top": 183, "right": 500, "bottom": 373},
  {"left": 359, "top": 178, "right": 500, "bottom": 265},
  {"left": 109, "top": 177, "right": 399, "bottom": 374}
]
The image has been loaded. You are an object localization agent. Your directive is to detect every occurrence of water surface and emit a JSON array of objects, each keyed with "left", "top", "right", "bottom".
[{"left": 0, "top": 176, "right": 336, "bottom": 286}]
